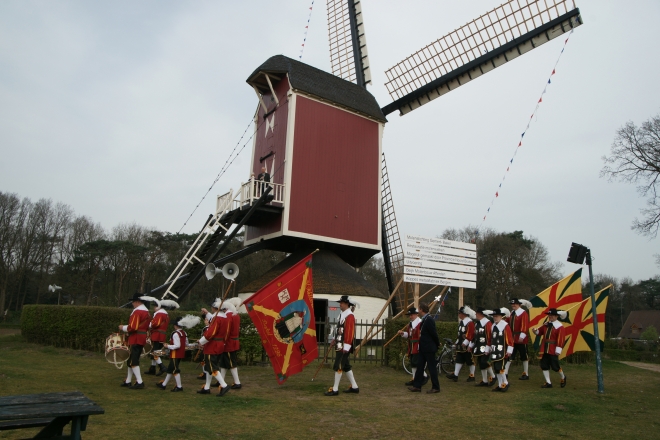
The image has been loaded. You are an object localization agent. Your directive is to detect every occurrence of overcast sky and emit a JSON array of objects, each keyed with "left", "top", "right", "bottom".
[{"left": 1, "top": 0, "right": 658, "bottom": 282}]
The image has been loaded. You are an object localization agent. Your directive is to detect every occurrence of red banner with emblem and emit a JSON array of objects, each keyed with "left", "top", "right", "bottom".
[{"left": 244, "top": 254, "right": 318, "bottom": 384}]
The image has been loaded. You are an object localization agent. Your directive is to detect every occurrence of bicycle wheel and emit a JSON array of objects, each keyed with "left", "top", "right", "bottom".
[
  {"left": 402, "top": 354, "right": 413, "bottom": 375},
  {"left": 438, "top": 349, "right": 454, "bottom": 375}
]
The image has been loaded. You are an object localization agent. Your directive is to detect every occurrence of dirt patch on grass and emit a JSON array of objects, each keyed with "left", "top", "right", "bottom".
[
  {"left": 620, "top": 361, "right": 660, "bottom": 373},
  {"left": 0, "top": 328, "right": 20, "bottom": 337}
]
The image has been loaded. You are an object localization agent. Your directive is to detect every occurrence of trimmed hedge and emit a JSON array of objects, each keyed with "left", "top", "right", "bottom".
[
  {"left": 603, "top": 349, "right": 660, "bottom": 364},
  {"left": 383, "top": 318, "right": 595, "bottom": 367},
  {"left": 20, "top": 305, "right": 263, "bottom": 365}
]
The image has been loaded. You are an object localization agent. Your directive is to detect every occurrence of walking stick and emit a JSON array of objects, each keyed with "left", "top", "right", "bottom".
[{"left": 311, "top": 342, "right": 333, "bottom": 381}]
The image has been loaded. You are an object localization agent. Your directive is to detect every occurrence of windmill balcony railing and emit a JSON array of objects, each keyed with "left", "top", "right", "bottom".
[{"left": 216, "top": 178, "right": 285, "bottom": 216}]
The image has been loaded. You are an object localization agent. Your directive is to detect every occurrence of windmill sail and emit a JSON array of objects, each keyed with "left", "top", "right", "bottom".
[
  {"left": 327, "top": 0, "right": 371, "bottom": 87},
  {"left": 382, "top": 0, "right": 583, "bottom": 116}
]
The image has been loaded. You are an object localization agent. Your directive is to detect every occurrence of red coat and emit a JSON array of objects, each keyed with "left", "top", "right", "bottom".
[
  {"left": 226, "top": 311, "right": 240, "bottom": 352},
  {"left": 507, "top": 308, "right": 530, "bottom": 344},
  {"left": 126, "top": 305, "right": 150, "bottom": 346},
  {"left": 404, "top": 317, "right": 421, "bottom": 355},
  {"left": 535, "top": 321, "right": 566, "bottom": 357},
  {"left": 150, "top": 310, "right": 170, "bottom": 343},
  {"left": 336, "top": 310, "right": 355, "bottom": 352},
  {"left": 202, "top": 313, "right": 230, "bottom": 355},
  {"left": 169, "top": 329, "right": 187, "bottom": 359}
]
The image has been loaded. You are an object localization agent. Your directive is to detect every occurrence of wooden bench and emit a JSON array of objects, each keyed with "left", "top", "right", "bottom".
[{"left": 0, "top": 392, "right": 104, "bottom": 439}]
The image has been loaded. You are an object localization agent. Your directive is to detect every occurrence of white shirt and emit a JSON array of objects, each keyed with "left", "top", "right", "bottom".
[{"left": 339, "top": 308, "right": 354, "bottom": 351}]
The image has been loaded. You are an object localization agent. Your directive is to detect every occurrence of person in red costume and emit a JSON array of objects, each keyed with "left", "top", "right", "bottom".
[
  {"left": 220, "top": 299, "right": 243, "bottom": 390},
  {"left": 504, "top": 298, "right": 532, "bottom": 380},
  {"left": 533, "top": 308, "right": 568, "bottom": 388},
  {"left": 325, "top": 296, "right": 359, "bottom": 396},
  {"left": 157, "top": 315, "right": 199, "bottom": 392},
  {"left": 144, "top": 298, "right": 178, "bottom": 376},
  {"left": 119, "top": 292, "right": 151, "bottom": 389},
  {"left": 398, "top": 307, "right": 428, "bottom": 386},
  {"left": 446, "top": 305, "right": 476, "bottom": 382},
  {"left": 197, "top": 298, "right": 231, "bottom": 397}
]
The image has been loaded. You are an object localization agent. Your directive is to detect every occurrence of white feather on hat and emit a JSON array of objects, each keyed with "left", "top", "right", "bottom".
[
  {"left": 519, "top": 299, "right": 533, "bottom": 309},
  {"left": 501, "top": 307, "right": 511, "bottom": 319},
  {"left": 462, "top": 305, "right": 476, "bottom": 320},
  {"left": 211, "top": 297, "right": 222, "bottom": 309},
  {"left": 159, "top": 299, "right": 180, "bottom": 310},
  {"left": 178, "top": 314, "right": 201, "bottom": 329},
  {"left": 558, "top": 310, "right": 568, "bottom": 320},
  {"left": 350, "top": 299, "right": 360, "bottom": 309},
  {"left": 225, "top": 297, "right": 243, "bottom": 309},
  {"left": 139, "top": 296, "right": 160, "bottom": 308},
  {"left": 482, "top": 310, "right": 494, "bottom": 316},
  {"left": 221, "top": 302, "right": 237, "bottom": 313}
]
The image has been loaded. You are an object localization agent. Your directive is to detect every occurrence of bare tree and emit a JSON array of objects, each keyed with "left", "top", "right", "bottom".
[{"left": 601, "top": 114, "right": 660, "bottom": 237}]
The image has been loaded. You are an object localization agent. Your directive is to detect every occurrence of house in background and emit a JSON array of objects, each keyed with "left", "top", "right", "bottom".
[{"left": 617, "top": 310, "right": 660, "bottom": 339}]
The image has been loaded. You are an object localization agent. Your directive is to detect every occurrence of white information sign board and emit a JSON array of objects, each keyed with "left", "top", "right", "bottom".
[{"left": 403, "top": 233, "right": 477, "bottom": 289}]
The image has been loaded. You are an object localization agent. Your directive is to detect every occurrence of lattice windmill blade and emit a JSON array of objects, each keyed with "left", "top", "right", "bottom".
[
  {"left": 381, "top": 0, "right": 583, "bottom": 116},
  {"left": 326, "top": 0, "right": 371, "bottom": 87}
]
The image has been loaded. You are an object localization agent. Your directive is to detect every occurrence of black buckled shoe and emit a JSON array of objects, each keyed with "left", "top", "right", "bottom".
[
  {"left": 324, "top": 388, "right": 339, "bottom": 396},
  {"left": 217, "top": 386, "right": 230, "bottom": 397},
  {"left": 561, "top": 376, "right": 567, "bottom": 388},
  {"left": 129, "top": 382, "right": 145, "bottom": 390},
  {"left": 171, "top": 387, "right": 183, "bottom": 392},
  {"left": 491, "top": 386, "right": 501, "bottom": 392},
  {"left": 156, "top": 382, "right": 166, "bottom": 390},
  {"left": 446, "top": 374, "right": 459, "bottom": 382},
  {"left": 120, "top": 381, "right": 132, "bottom": 387},
  {"left": 541, "top": 382, "right": 553, "bottom": 388},
  {"left": 475, "top": 381, "right": 489, "bottom": 387},
  {"left": 488, "top": 377, "right": 496, "bottom": 387},
  {"left": 156, "top": 364, "right": 167, "bottom": 376},
  {"left": 519, "top": 374, "right": 529, "bottom": 380},
  {"left": 466, "top": 375, "right": 476, "bottom": 382},
  {"left": 343, "top": 387, "right": 359, "bottom": 394},
  {"left": 144, "top": 366, "right": 156, "bottom": 375},
  {"left": 197, "top": 387, "right": 211, "bottom": 394},
  {"left": 501, "top": 383, "right": 510, "bottom": 392},
  {"left": 231, "top": 383, "right": 242, "bottom": 390}
]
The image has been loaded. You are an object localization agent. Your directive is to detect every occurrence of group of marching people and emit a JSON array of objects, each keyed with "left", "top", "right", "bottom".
[
  {"left": 401, "top": 298, "right": 568, "bottom": 393},
  {"left": 117, "top": 292, "right": 243, "bottom": 396}
]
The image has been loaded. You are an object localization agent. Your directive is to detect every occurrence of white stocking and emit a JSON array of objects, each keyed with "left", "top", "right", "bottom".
[
  {"left": 231, "top": 368, "right": 241, "bottom": 385},
  {"left": 220, "top": 368, "right": 227, "bottom": 381},
  {"left": 559, "top": 369, "right": 565, "bottom": 379},
  {"left": 504, "top": 360, "right": 511, "bottom": 375},
  {"left": 156, "top": 358, "right": 162, "bottom": 365},
  {"left": 131, "top": 366, "right": 143, "bottom": 384},
  {"left": 543, "top": 370, "right": 551, "bottom": 384},
  {"left": 481, "top": 369, "right": 488, "bottom": 382},
  {"left": 162, "top": 373, "right": 172, "bottom": 386},
  {"left": 469, "top": 365, "right": 475, "bottom": 376},
  {"left": 523, "top": 361, "right": 529, "bottom": 375},
  {"left": 346, "top": 370, "right": 358, "bottom": 389},
  {"left": 125, "top": 367, "right": 133, "bottom": 384},
  {"left": 412, "top": 367, "right": 417, "bottom": 378},
  {"left": 204, "top": 373, "right": 212, "bottom": 390},
  {"left": 213, "top": 371, "right": 228, "bottom": 388},
  {"left": 333, "top": 372, "right": 342, "bottom": 392},
  {"left": 174, "top": 374, "right": 182, "bottom": 388},
  {"left": 454, "top": 363, "right": 463, "bottom": 376},
  {"left": 487, "top": 366, "right": 495, "bottom": 379}
]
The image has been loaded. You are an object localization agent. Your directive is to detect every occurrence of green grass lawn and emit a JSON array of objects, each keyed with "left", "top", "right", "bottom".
[{"left": 1, "top": 334, "right": 659, "bottom": 439}]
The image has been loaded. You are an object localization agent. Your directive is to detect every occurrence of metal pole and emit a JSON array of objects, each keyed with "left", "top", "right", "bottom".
[{"left": 586, "top": 248, "right": 605, "bottom": 394}]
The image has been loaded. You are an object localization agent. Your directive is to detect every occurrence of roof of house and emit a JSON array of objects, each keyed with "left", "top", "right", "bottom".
[
  {"left": 246, "top": 55, "right": 387, "bottom": 123},
  {"left": 617, "top": 310, "right": 660, "bottom": 339},
  {"left": 238, "top": 249, "right": 388, "bottom": 300}
]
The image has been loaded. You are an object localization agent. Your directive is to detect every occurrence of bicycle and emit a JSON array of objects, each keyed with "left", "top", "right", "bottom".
[{"left": 402, "top": 338, "right": 456, "bottom": 375}]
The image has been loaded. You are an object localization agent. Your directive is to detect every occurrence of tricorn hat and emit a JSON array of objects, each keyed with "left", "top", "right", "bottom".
[
  {"left": 545, "top": 308, "right": 567, "bottom": 319},
  {"left": 337, "top": 295, "right": 353, "bottom": 305},
  {"left": 475, "top": 306, "right": 488, "bottom": 315},
  {"left": 509, "top": 298, "right": 522, "bottom": 305},
  {"left": 458, "top": 305, "right": 476, "bottom": 319},
  {"left": 406, "top": 307, "right": 419, "bottom": 315},
  {"left": 491, "top": 307, "right": 511, "bottom": 318},
  {"left": 128, "top": 292, "right": 145, "bottom": 303}
]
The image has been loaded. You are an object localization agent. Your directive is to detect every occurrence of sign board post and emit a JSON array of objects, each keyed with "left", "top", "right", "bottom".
[{"left": 403, "top": 234, "right": 477, "bottom": 305}]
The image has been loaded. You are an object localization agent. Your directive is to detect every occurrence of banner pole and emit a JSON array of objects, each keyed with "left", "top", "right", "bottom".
[{"left": 586, "top": 248, "right": 605, "bottom": 394}]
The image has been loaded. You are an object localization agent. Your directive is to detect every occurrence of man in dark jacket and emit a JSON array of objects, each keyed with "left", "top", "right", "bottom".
[{"left": 409, "top": 302, "right": 440, "bottom": 393}]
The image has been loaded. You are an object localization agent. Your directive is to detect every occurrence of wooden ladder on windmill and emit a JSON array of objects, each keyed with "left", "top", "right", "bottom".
[{"left": 161, "top": 192, "right": 237, "bottom": 300}]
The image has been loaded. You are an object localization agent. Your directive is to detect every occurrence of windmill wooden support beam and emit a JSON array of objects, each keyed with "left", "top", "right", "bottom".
[{"left": 382, "top": 6, "right": 583, "bottom": 116}]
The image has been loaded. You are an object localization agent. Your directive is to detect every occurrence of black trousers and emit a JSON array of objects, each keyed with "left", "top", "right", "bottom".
[
  {"left": 413, "top": 351, "right": 439, "bottom": 390},
  {"left": 128, "top": 344, "right": 143, "bottom": 367},
  {"left": 333, "top": 351, "right": 352, "bottom": 373},
  {"left": 539, "top": 353, "right": 561, "bottom": 372},
  {"left": 509, "top": 343, "right": 529, "bottom": 361}
]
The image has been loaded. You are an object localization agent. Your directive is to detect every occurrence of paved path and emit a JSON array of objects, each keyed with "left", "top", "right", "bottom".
[{"left": 620, "top": 361, "right": 660, "bottom": 373}]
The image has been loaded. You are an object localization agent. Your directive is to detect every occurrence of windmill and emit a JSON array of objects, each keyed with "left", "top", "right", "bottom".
[{"left": 149, "top": 0, "right": 583, "bottom": 317}]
